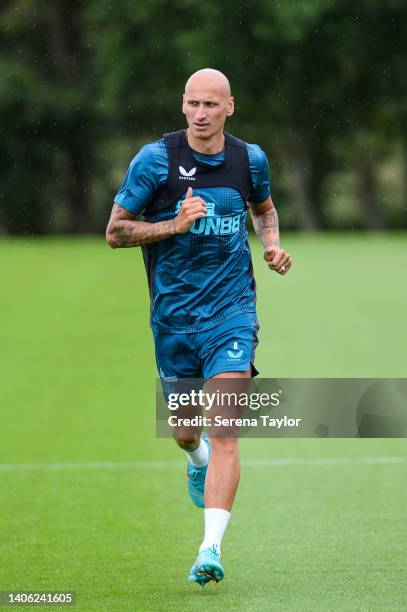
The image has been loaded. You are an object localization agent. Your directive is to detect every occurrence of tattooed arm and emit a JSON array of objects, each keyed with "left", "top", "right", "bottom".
[
  {"left": 106, "top": 189, "right": 206, "bottom": 248},
  {"left": 249, "top": 197, "right": 280, "bottom": 250},
  {"left": 106, "top": 204, "right": 177, "bottom": 248},
  {"left": 249, "top": 197, "right": 292, "bottom": 275}
]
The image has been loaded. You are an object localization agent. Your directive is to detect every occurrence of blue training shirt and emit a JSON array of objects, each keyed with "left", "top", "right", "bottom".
[{"left": 114, "top": 138, "right": 271, "bottom": 333}]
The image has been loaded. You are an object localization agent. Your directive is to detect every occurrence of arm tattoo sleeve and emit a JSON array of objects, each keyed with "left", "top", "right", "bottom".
[
  {"left": 250, "top": 206, "right": 280, "bottom": 249},
  {"left": 106, "top": 204, "right": 176, "bottom": 248}
]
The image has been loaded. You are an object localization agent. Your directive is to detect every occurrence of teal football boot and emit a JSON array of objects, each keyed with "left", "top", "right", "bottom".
[
  {"left": 194, "top": 545, "right": 224, "bottom": 584},
  {"left": 186, "top": 434, "right": 211, "bottom": 508},
  {"left": 188, "top": 557, "right": 211, "bottom": 588}
]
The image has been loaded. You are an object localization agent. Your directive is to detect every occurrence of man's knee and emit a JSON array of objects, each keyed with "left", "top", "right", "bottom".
[
  {"left": 210, "top": 437, "right": 239, "bottom": 454},
  {"left": 173, "top": 431, "right": 200, "bottom": 450}
]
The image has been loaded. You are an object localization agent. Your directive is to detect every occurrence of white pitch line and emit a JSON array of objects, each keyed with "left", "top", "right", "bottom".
[{"left": 0, "top": 456, "right": 405, "bottom": 472}]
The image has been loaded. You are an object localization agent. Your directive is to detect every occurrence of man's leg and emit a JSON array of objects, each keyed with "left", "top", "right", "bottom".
[
  {"left": 170, "top": 400, "right": 210, "bottom": 508},
  {"left": 154, "top": 331, "right": 211, "bottom": 496},
  {"left": 204, "top": 369, "right": 250, "bottom": 511},
  {"left": 191, "top": 369, "right": 250, "bottom": 583}
]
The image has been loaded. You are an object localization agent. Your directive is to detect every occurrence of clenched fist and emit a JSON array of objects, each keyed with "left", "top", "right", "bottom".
[
  {"left": 174, "top": 187, "right": 207, "bottom": 234},
  {"left": 264, "top": 246, "right": 292, "bottom": 275}
]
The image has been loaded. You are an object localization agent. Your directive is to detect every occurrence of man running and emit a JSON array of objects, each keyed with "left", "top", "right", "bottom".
[{"left": 106, "top": 68, "right": 292, "bottom": 587}]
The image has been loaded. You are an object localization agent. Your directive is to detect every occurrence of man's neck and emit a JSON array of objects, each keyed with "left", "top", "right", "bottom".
[{"left": 186, "top": 128, "right": 225, "bottom": 155}]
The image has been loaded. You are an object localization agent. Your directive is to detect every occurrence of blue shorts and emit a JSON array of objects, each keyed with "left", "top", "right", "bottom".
[{"left": 153, "top": 312, "right": 259, "bottom": 381}]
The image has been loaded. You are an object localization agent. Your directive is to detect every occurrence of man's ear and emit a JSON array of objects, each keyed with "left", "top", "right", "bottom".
[
  {"left": 226, "top": 96, "right": 235, "bottom": 117},
  {"left": 182, "top": 94, "right": 186, "bottom": 115}
]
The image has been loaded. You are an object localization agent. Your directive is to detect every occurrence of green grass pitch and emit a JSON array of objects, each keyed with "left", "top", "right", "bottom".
[{"left": 0, "top": 234, "right": 406, "bottom": 611}]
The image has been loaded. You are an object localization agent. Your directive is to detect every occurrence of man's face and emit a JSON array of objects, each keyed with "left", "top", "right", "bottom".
[{"left": 182, "top": 87, "right": 234, "bottom": 141}]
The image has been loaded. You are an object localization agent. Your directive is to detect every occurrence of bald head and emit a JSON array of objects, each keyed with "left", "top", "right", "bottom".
[
  {"left": 182, "top": 68, "right": 234, "bottom": 146},
  {"left": 185, "top": 68, "right": 231, "bottom": 98}
]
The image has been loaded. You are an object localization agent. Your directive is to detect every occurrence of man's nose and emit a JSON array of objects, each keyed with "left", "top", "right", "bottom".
[{"left": 195, "top": 105, "right": 207, "bottom": 119}]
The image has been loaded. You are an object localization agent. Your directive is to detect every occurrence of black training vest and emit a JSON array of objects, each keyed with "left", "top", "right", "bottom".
[{"left": 143, "top": 129, "right": 253, "bottom": 218}]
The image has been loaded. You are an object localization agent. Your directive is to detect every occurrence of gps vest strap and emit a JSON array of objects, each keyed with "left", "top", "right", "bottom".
[{"left": 143, "top": 129, "right": 252, "bottom": 218}]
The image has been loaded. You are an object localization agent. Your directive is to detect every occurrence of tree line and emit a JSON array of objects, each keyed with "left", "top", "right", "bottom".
[{"left": 1, "top": 0, "right": 406, "bottom": 234}]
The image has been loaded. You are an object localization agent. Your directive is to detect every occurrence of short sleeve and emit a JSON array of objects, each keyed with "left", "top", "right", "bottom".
[
  {"left": 247, "top": 144, "right": 271, "bottom": 204},
  {"left": 114, "top": 140, "right": 168, "bottom": 214}
]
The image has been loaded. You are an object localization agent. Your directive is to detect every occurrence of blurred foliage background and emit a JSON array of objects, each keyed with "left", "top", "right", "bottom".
[{"left": 1, "top": 0, "right": 406, "bottom": 235}]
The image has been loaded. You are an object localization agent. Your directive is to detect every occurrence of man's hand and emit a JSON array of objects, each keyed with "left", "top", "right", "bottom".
[
  {"left": 174, "top": 187, "right": 207, "bottom": 234},
  {"left": 264, "top": 246, "right": 292, "bottom": 275}
]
